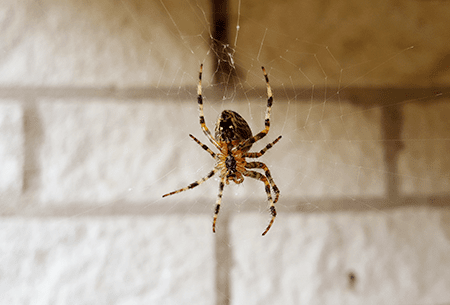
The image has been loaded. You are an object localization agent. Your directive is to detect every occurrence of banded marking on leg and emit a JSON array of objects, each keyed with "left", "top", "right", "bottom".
[
  {"left": 213, "top": 177, "right": 225, "bottom": 233},
  {"left": 264, "top": 206, "right": 277, "bottom": 236},
  {"left": 162, "top": 169, "right": 216, "bottom": 197},
  {"left": 237, "top": 67, "right": 273, "bottom": 150},
  {"left": 245, "top": 161, "right": 280, "bottom": 204},
  {"left": 244, "top": 135, "right": 282, "bottom": 158},
  {"left": 189, "top": 134, "right": 216, "bottom": 158},
  {"left": 243, "top": 170, "right": 277, "bottom": 236},
  {"left": 253, "top": 66, "right": 273, "bottom": 142},
  {"left": 197, "top": 64, "right": 220, "bottom": 150},
  {"left": 262, "top": 66, "right": 273, "bottom": 108}
]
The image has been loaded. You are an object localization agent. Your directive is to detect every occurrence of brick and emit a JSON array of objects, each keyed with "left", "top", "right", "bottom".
[
  {"left": 399, "top": 101, "right": 450, "bottom": 195},
  {"left": 0, "top": 215, "right": 215, "bottom": 304},
  {"left": 2, "top": 0, "right": 449, "bottom": 89},
  {"left": 38, "top": 99, "right": 217, "bottom": 204},
  {"left": 38, "top": 97, "right": 384, "bottom": 205},
  {"left": 230, "top": 207, "right": 450, "bottom": 305},
  {"left": 267, "top": 99, "right": 384, "bottom": 199},
  {"left": 0, "top": 0, "right": 209, "bottom": 87},
  {"left": 0, "top": 102, "right": 23, "bottom": 199},
  {"left": 229, "top": 0, "right": 450, "bottom": 87}
]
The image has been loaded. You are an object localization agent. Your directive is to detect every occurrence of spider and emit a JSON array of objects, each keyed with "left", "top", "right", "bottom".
[{"left": 162, "top": 64, "right": 282, "bottom": 236}]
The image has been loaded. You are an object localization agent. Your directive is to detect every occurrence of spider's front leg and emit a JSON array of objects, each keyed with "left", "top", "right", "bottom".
[
  {"left": 243, "top": 170, "right": 277, "bottom": 236},
  {"left": 212, "top": 176, "right": 226, "bottom": 233},
  {"left": 245, "top": 161, "right": 280, "bottom": 204}
]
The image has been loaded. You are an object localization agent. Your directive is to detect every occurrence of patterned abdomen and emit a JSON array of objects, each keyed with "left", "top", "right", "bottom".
[{"left": 214, "top": 110, "right": 253, "bottom": 151}]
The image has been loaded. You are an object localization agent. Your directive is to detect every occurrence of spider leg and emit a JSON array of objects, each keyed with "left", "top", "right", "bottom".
[
  {"left": 243, "top": 170, "right": 277, "bottom": 236},
  {"left": 243, "top": 135, "right": 282, "bottom": 158},
  {"left": 238, "top": 66, "right": 273, "bottom": 150},
  {"left": 245, "top": 162, "right": 280, "bottom": 204},
  {"left": 197, "top": 64, "right": 221, "bottom": 150},
  {"left": 189, "top": 134, "right": 216, "bottom": 158},
  {"left": 162, "top": 169, "right": 216, "bottom": 197},
  {"left": 212, "top": 176, "right": 226, "bottom": 233}
]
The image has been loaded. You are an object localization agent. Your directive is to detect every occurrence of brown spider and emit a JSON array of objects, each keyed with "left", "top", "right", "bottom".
[{"left": 162, "top": 64, "right": 281, "bottom": 236}]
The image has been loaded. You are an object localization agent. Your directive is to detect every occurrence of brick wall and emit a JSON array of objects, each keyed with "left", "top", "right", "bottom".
[{"left": 1, "top": 0, "right": 449, "bottom": 304}]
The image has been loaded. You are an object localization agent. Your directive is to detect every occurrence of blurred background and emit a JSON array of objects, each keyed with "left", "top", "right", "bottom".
[{"left": 0, "top": 0, "right": 449, "bottom": 304}]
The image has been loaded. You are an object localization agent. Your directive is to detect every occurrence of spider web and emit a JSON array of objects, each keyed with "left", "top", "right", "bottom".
[
  {"left": 11, "top": 0, "right": 450, "bottom": 304},
  {"left": 141, "top": 1, "right": 450, "bottom": 304},
  {"left": 149, "top": 0, "right": 448, "bottom": 214}
]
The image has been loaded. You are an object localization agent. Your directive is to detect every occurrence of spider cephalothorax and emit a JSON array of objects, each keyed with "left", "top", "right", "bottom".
[
  {"left": 220, "top": 143, "right": 245, "bottom": 184},
  {"left": 163, "top": 65, "right": 282, "bottom": 236}
]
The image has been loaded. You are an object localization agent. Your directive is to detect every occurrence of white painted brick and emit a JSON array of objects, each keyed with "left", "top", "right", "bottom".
[
  {"left": 230, "top": 207, "right": 450, "bottom": 305},
  {"left": 0, "top": 102, "right": 23, "bottom": 199},
  {"left": 0, "top": 216, "right": 215, "bottom": 304},
  {"left": 0, "top": 0, "right": 210, "bottom": 87},
  {"left": 270, "top": 99, "right": 384, "bottom": 199},
  {"left": 38, "top": 97, "right": 383, "bottom": 205},
  {"left": 38, "top": 98, "right": 214, "bottom": 204},
  {"left": 400, "top": 101, "right": 450, "bottom": 196},
  {"left": 2, "top": 1, "right": 448, "bottom": 89},
  {"left": 230, "top": 0, "right": 450, "bottom": 87}
]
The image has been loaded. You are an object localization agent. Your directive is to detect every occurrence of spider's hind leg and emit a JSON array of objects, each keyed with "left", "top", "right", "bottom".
[
  {"left": 237, "top": 66, "right": 274, "bottom": 150},
  {"left": 197, "top": 64, "right": 221, "bottom": 150}
]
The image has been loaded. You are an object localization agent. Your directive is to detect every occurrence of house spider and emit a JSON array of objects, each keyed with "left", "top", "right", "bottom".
[{"left": 162, "top": 64, "right": 282, "bottom": 236}]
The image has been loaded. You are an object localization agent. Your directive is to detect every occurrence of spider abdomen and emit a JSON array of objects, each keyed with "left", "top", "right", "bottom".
[{"left": 215, "top": 110, "right": 253, "bottom": 151}]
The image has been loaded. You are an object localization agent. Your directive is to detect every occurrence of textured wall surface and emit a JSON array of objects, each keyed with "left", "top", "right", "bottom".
[
  {"left": 231, "top": 208, "right": 450, "bottom": 305},
  {"left": 0, "top": 0, "right": 449, "bottom": 304}
]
